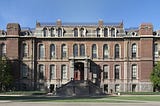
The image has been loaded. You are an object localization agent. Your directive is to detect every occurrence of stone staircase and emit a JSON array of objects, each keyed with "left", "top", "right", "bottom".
[{"left": 56, "top": 80, "right": 104, "bottom": 96}]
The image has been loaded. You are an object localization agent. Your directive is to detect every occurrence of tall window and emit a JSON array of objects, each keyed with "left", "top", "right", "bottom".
[
  {"left": 111, "top": 28, "right": 115, "bottom": 37},
  {"left": 115, "top": 84, "right": 120, "bottom": 92},
  {"left": 61, "top": 65, "right": 67, "bottom": 79},
  {"left": 92, "top": 44, "right": 97, "bottom": 58},
  {"left": 61, "top": 44, "right": 67, "bottom": 58},
  {"left": 43, "top": 28, "right": 47, "bottom": 37},
  {"left": 96, "top": 28, "right": 100, "bottom": 37},
  {"left": 104, "top": 28, "right": 108, "bottom": 37},
  {"left": 80, "top": 28, "right": 85, "bottom": 37},
  {"left": 115, "top": 65, "right": 120, "bottom": 79},
  {"left": 132, "top": 64, "right": 137, "bottom": 80},
  {"left": 154, "top": 43, "right": 158, "bottom": 58},
  {"left": 39, "top": 64, "right": 44, "bottom": 80},
  {"left": 22, "top": 64, "right": 28, "bottom": 78},
  {"left": 132, "top": 44, "right": 137, "bottom": 58},
  {"left": 73, "top": 44, "right": 78, "bottom": 57},
  {"left": 50, "top": 44, "right": 55, "bottom": 59},
  {"left": 58, "top": 28, "right": 62, "bottom": 37},
  {"left": 50, "top": 65, "right": 55, "bottom": 80},
  {"left": 103, "top": 65, "right": 109, "bottom": 79},
  {"left": 74, "top": 28, "right": 78, "bottom": 37},
  {"left": 23, "top": 43, "right": 28, "bottom": 58},
  {"left": 103, "top": 44, "right": 109, "bottom": 59},
  {"left": 39, "top": 44, "right": 45, "bottom": 59},
  {"left": 1, "top": 43, "right": 6, "bottom": 56},
  {"left": 80, "top": 44, "right": 85, "bottom": 56},
  {"left": 115, "top": 44, "right": 120, "bottom": 58},
  {"left": 50, "top": 27, "right": 55, "bottom": 37}
]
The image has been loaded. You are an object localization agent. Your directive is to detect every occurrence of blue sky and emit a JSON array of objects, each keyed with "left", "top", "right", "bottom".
[{"left": 0, "top": 0, "right": 160, "bottom": 30}]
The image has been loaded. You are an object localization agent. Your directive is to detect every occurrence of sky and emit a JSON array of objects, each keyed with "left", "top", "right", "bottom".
[{"left": 0, "top": 0, "right": 160, "bottom": 30}]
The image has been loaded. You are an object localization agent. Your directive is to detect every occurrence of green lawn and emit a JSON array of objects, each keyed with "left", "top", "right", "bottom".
[{"left": 0, "top": 95, "right": 160, "bottom": 102}]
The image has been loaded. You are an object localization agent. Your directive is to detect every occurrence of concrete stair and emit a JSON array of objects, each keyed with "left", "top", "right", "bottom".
[{"left": 56, "top": 80, "right": 104, "bottom": 96}]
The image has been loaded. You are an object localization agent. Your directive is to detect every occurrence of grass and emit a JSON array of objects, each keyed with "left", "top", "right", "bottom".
[
  {"left": 120, "top": 92, "right": 160, "bottom": 95},
  {"left": 0, "top": 91, "right": 46, "bottom": 95},
  {"left": 0, "top": 95, "right": 160, "bottom": 103}
]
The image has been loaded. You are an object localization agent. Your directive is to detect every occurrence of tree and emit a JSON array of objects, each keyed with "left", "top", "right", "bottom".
[
  {"left": 0, "top": 56, "right": 13, "bottom": 91},
  {"left": 150, "top": 61, "right": 160, "bottom": 91}
]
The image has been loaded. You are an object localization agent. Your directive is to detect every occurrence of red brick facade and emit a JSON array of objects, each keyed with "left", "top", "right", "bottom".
[{"left": 0, "top": 20, "right": 156, "bottom": 92}]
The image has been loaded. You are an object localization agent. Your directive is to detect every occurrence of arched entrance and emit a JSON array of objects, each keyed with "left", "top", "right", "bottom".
[{"left": 74, "top": 62, "right": 84, "bottom": 80}]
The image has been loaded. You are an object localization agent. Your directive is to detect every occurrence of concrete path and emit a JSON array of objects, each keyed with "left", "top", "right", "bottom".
[{"left": 0, "top": 102, "right": 160, "bottom": 106}]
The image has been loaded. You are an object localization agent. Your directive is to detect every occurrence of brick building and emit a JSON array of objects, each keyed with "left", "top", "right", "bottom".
[{"left": 0, "top": 20, "right": 157, "bottom": 93}]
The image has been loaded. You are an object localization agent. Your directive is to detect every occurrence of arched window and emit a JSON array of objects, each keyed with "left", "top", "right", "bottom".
[
  {"left": 80, "top": 44, "right": 85, "bottom": 57},
  {"left": 92, "top": 44, "right": 97, "bottom": 58},
  {"left": 111, "top": 28, "right": 115, "bottom": 37},
  {"left": 132, "top": 44, "right": 137, "bottom": 58},
  {"left": 58, "top": 28, "right": 62, "bottom": 37},
  {"left": 23, "top": 43, "right": 28, "bottom": 57},
  {"left": 50, "top": 44, "right": 55, "bottom": 59},
  {"left": 80, "top": 28, "right": 85, "bottom": 37},
  {"left": 39, "top": 44, "right": 45, "bottom": 59},
  {"left": 1, "top": 43, "right": 6, "bottom": 56},
  {"left": 103, "top": 65, "right": 109, "bottom": 79},
  {"left": 39, "top": 64, "right": 44, "bottom": 80},
  {"left": 50, "top": 27, "right": 55, "bottom": 37},
  {"left": 104, "top": 28, "right": 108, "bottom": 37},
  {"left": 61, "top": 65, "right": 67, "bottom": 79},
  {"left": 74, "top": 28, "right": 78, "bottom": 37},
  {"left": 132, "top": 64, "right": 137, "bottom": 80},
  {"left": 103, "top": 44, "right": 109, "bottom": 59},
  {"left": 73, "top": 44, "right": 78, "bottom": 57},
  {"left": 96, "top": 28, "right": 100, "bottom": 37},
  {"left": 115, "top": 65, "right": 120, "bottom": 79},
  {"left": 43, "top": 28, "right": 47, "bottom": 37},
  {"left": 50, "top": 64, "right": 55, "bottom": 80},
  {"left": 61, "top": 44, "right": 67, "bottom": 58},
  {"left": 115, "top": 44, "right": 120, "bottom": 58}
]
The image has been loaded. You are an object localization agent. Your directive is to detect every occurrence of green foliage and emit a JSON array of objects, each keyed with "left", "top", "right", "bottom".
[
  {"left": 0, "top": 56, "right": 13, "bottom": 91},
  {"left": 150, "top": 61, "right": 160, "bottom": 91}
]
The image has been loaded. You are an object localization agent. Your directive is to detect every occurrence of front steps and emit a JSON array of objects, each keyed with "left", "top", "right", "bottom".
[{"left": 56, "top": 80, "right": 104, "bottom": 96}]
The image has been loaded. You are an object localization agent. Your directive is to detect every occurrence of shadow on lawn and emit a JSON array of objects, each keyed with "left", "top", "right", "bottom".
[{"left": 0, "top": 95, "right": 115, "bottom": 102}]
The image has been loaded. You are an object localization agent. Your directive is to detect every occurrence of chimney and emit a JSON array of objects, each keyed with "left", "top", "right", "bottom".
[
  {"left": 56, "top": 19, "right": 62, "bottom": 27},
  {"left": 139, "top": 23, "right": 153, "bottom": 35},
  {"left": 98, "top": 20, "right": 103, "bottom": 27}
]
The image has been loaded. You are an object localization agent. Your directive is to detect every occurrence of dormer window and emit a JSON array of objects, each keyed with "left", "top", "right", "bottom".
[
  {"left": 43, "top": 28, "right": 47, "bottom": 37},
  {"left": 111, "top": 28, "right": 116, "bottom": 37},
  {"left": 80, "top": 28, "right": 85, "bottom": 37},
  {"left": 96, "top": 28, "right": 100, "bottom": 37},
  {"left": 74, "top": 28, "right": 78, "bottom": 37},
  {"left": 104, "top": 28, "right": 108, "bottom": 37},
  {"left": 51, "top": 27, "right": 55, "bottom": 37},
  {"left": 58, "top": 28, "right": 62, "bottom": 37}
]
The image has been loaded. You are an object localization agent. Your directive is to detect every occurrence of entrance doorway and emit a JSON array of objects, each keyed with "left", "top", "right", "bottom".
[{"left": 74, "top": 62, "right": 84, "bottom": 80}]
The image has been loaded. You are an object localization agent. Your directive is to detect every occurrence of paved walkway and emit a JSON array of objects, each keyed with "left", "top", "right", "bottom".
[{"left": 0, "top": 102, "right": 160, "bottom": 106}]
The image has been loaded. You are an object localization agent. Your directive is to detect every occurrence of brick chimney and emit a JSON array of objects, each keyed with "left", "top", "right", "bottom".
[
  {"left": 56, "top": 19, "right": 62, "bottom": 27},
  {"left": 98, "top": 20, "right": 103, "bottom": 27},
  {"left": 7, "top": 23, "right": 21, "bottom": 36},
  {"left": 139, "top": 23, "right": 153, "bottom": 35}
]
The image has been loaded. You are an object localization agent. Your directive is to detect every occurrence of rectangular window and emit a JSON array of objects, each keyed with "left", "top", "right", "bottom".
[
  {"left": 132, "top": 65, "right": 137, "bottom": 79},
  {"left": 103, "top": 65, "right": 109, "bottom": 79},
  {"left": 39, "top": 65, "right": 44, "bottom": 80},
  {"left": 115, "top": 65, "right": 120, "bottom": 79},
  {"left": 22, "top": 64, "right": 28, "bottom": 78},
  {"left": 50, "top": 65, "right": 55, "bottom": 80},
  {"left": 61, "top": 65, "right": 67, "bottom": 79},
  {"left": 115, "top": 84, "right": 120, "bottom": 92},
  {"left": 154, "top": 44, "right": 158, "bottom": 58}
]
